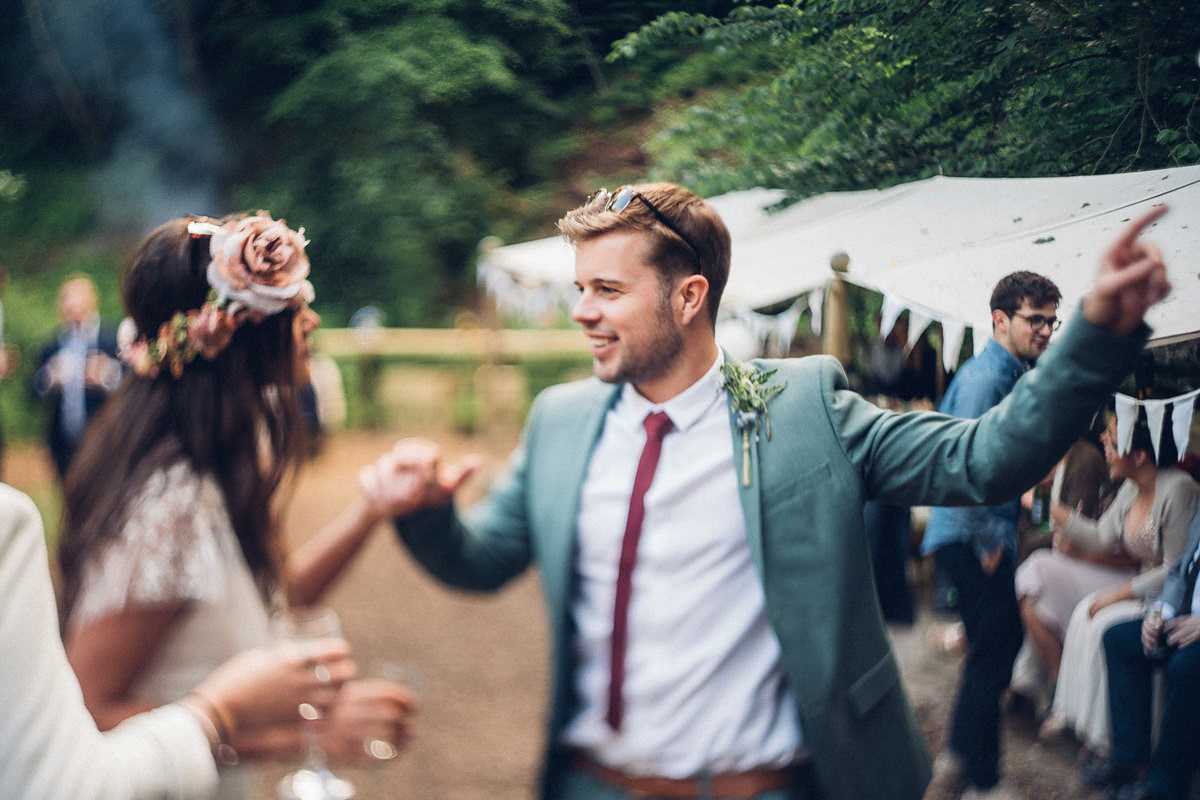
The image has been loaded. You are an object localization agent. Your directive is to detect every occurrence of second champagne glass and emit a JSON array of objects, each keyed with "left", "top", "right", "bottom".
[{"left": 273, "top": 605, "right": 355, "bottom": 800}]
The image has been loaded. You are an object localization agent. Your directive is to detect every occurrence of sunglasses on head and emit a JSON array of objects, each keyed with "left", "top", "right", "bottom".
[{"left": 589, "top": 186, "right": 700, "bottom": 268}]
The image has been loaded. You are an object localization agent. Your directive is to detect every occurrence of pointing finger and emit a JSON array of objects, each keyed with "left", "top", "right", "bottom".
[{"left": 1108, "top": 205, "right": 1168, "bottom": 257}]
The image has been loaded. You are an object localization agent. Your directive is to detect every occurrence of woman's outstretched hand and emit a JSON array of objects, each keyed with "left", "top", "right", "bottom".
[{"left": 359, "top": 438, "right": 480, "bottom": 519}]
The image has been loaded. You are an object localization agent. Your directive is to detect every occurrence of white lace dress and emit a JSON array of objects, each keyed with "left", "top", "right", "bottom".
[
  {"left": 1047, "top": 470, "right": 1200, "bottom": 753},
  {"left": 67, "top": 461, "right": 275, "bottom": 800}
]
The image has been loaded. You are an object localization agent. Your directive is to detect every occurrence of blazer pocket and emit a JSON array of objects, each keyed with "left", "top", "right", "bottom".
[
  {"left": 763, "top": 461, "right": 831, "bottom": 506},
  {"left": 848, "top": 651, "right": 901, "bottom": 718}
]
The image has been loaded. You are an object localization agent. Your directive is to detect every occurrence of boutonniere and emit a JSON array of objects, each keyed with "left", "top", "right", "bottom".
[{"left": 721, "top": 362, "right": 787, "bottom": 487}]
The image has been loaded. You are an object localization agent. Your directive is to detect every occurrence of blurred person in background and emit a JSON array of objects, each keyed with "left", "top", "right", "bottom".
[
  {"left": 1035, "top": 412, "right": 1199, "bottom": 782},
  {"left": 1007, "top": 419, "right": 1113, "bottom": 715},
  {"left": 56, "top": 213, "right": 415, "bottom": 799},
  {"left": 921, "top": 270, "right": 1062, "bottom": 800},
  {"left": 33, "top": 274, "right": 121, "bottom": 480},
  {"left": 0, "top": 264, "right": 16, "bottom": 478},
  {"left": 1096, "top": 507, "right": 1200, "bottom": 800}
]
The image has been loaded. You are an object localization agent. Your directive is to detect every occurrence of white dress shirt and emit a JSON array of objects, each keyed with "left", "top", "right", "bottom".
[{"left": 560, "top": 354, "right": 803, "bottom": 777}]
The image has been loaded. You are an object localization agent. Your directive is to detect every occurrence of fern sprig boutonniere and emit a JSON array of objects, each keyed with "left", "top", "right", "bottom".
[{"left": 720, "top": 361, "right": 787, "bottom": 487}]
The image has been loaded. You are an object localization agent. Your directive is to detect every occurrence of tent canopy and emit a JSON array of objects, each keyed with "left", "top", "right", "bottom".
[{"left": 478, "top": 167, "right": 1200, "bottom": 357}]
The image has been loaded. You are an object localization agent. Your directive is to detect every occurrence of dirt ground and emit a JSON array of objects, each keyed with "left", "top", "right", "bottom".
[{"left": 8, "top": 430, "right": 1103, "bottom": 800}]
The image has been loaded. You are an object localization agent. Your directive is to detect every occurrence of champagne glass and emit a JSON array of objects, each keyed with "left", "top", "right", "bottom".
[{"left": 273, "top": 606, "right": 356, "bottom": 800}]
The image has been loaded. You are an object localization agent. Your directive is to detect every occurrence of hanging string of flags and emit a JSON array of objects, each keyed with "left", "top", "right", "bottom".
[{"left": 1113, "top": 388, "right": 1200, "bottom": 463}]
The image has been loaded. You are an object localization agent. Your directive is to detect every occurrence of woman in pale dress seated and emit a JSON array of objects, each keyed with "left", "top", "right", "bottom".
[
  {"left": 57, "top": 213, "right": 415, "bottom": 799},
  {"left": 1014, "top": 418, "right": 1130, "bottom": 693},
  {"left": 1030, "top": 413, "right": 1200, "bottom": 770}
]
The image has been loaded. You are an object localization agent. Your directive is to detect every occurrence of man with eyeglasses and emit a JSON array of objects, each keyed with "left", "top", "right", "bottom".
[
  {"left": 920, "top": 271, "right": 1063, "bottom": 799},
  {"left": 360, "top": 184, "right": 1170, "bottom": 800}
]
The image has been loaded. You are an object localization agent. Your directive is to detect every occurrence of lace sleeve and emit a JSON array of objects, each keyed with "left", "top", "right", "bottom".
[{"left": 68, "top": 463, "right": 227, "bottom": 633}]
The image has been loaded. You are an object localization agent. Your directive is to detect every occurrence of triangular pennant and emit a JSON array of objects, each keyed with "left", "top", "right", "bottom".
[
  {"left": 905, "top": 310, "right": 932, "bottom": 355},
  {"left": 941, "top": 319, "right": 966, "bottom": 374},
  {"left": 1172, "top": 394, "right": 1197, "bottom": 460},
  {"left": 1114, "top": 394, "right": 1137, "bottom": 455},
  {"left": 808, "top": 288, "right": 824, "bottom": 337},
  {"left": 1143, "top": 399, "right": 1166, "bottom": 465},
  {"left": 879, "top": 294, "right": 906, "bottom": 340},
  {"left": 973, "top": 317, "right": 991, "bottom": 357}
]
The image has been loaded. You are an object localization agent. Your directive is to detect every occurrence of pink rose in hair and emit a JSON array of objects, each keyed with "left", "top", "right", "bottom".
[
  {"left": 190, "top": 304, "right": 239, "bottom": 360},
  {"left": 208, "top": 211, "right": 313, "bottom": 315}
]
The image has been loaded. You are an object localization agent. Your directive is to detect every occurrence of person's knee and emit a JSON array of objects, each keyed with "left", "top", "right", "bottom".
[
  {"left": 1103, "top": 619, "right": 1139, "bottom": 657},
  {"left": 1163, "top": 644, "right": 1200, "bottom": 684}
]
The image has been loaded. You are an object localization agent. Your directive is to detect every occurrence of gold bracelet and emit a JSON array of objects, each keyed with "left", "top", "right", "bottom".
[{"left": 178, "top": 693, "right": 239, "bottom": 766}]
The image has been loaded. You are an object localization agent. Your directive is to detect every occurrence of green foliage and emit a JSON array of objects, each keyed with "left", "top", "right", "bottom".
[
  {"left": 1, "top": 0, "right": 1196, "bottom": 380},
  {"left": 203, "top": 0, "right": 591, "bottom": 325},
  {"left": 619, "top": 1, "right": 1200, "bottom": 197}
]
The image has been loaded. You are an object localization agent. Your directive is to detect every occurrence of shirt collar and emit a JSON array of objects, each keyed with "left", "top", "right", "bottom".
[
  {"left": 983, "top": 337, "right": 1030, "bottom": 372},
  {"left": 617, "top": 352, "right": 727, "bottom": 434},
  {"left": 64, "top": 315, "right": 100, "bottom": 341}
]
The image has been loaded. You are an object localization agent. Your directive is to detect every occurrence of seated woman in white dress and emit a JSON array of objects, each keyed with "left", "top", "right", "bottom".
[
  {"left": 1016, "top": 417, "right": 1139, "bottom": 690},
  {"left": 57, "top": 214, "right": 416, "bottom": 799},
  {"left": 0, "top": 481, "right": 355, "bottom": 799},
  {"left": 1032, "top": 413, "right": 1200, "bottom": 768}
]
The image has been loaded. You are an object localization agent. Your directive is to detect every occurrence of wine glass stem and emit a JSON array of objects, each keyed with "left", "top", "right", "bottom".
[{"left": 302, "top": 723, "right": 328, "bottom": 771}]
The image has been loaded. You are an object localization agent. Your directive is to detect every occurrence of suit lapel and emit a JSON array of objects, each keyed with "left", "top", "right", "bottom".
[{"left": 541, "top": 381, "right": 621, "bottom": 615}]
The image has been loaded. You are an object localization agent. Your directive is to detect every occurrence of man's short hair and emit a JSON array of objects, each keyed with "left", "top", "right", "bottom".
[
  {"left": 989, "top": 271, "right": 1062, "bottom": 315},
  {"left": 557, "top": 183, "right": 731, "bottom": 326}
]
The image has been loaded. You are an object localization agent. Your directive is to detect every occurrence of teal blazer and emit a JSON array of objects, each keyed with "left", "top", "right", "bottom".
[{"left": 397, "top": 312, "right": 1147, "bottom": 800}]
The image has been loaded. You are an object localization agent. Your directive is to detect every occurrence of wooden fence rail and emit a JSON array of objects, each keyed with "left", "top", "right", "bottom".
[{"left": 312, "top": 328, "right": 592, "bottom": 430}]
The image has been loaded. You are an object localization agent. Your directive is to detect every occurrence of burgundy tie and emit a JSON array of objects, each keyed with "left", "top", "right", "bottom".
[{"left": 607, "top": 411, "right": 673, "bottom": 730}]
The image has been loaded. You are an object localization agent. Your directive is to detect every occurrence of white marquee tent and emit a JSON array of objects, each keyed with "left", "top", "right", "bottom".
[{"left": 477, "top": 166, "right": 1200, "bottom": 364}]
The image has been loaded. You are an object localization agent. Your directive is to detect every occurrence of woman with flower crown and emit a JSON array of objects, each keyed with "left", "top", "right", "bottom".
[{"left": 56, "top": 213, "right": 415, "bottom": 799}]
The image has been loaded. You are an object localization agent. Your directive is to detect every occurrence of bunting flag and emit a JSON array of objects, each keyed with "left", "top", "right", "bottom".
[
  {"left": 807, "top": 288, "right": 825, "bottom": 338},
  {"left": 940, "top": 319, "right": 967, "bottom": 375},
  {"left": 1113, "top": 388, "right": 1200, "bottom": 463},
  {"left": 730, "top": 295, "right": 812, "bottom": 357}
]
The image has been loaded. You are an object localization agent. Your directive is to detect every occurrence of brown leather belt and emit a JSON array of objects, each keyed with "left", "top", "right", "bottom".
[{"left": 570, "top": 751, "right": 808, "bottom": 799}]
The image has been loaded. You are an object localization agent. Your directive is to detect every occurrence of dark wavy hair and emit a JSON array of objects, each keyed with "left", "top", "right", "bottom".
[
  {"left": 989, "top": 270, "right": 1062, "bottom": 315},
  {"left": 58, "top": 217, "right": 306, "bottom": 620}
]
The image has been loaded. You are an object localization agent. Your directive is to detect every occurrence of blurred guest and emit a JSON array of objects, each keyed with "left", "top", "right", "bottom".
[
  {"left": 0, "top": 480, "right": 355, "bottom": 799},
  {"left": 1095, "top": 508, "right": 1200, "bottom": 800},
  {"left": 34, "top": 274, "right": 121, "bottom": 480},
  {"left": 1037, "top": 414, "right": 1199, "bottom": 775},
  {"left": 0, "top": 264, "right": 15, "bottom": 478},
  {"left": 1008, "top": 426, "right": 1114, "bottom": 714},
  {"left": 1018, "top": 426, "right": 1112, "bottom": 561},
  {"left": 57, "top": 214, "right": 415, "bottom": 800},
  {"left": 922, "top": 270, "right": 1062, "bottom": 799},
  {"left": 865, "top": 500, "right": 915, "bottom": 625},
  {"left": 1015, "top": 417, "right": 1171, "bottom": 690}
]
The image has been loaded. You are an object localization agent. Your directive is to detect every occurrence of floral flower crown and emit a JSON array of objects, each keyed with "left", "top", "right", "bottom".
[{"left": 118, "top": 211, "right": 316, "bottom": 379}]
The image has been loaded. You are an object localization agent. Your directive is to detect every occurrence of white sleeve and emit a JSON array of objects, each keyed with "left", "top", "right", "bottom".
[
  {"left": 68, "top": 463, "right": 223, "bottom": 633},
  {"left": 0, "top": 483, "right": 219, "bottom": 800}
]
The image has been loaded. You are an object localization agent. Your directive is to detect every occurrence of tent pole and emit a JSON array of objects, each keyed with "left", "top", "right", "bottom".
[{"left": 823, "top": 253, "right": 852, "bottom": 366}]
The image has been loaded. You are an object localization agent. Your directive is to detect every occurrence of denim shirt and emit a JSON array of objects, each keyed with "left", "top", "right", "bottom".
[{"left": 920, "top": 338, "right": 1029, "bottom": 558}]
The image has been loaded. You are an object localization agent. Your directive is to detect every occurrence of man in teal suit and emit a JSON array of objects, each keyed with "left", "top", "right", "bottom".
[{"left": 361, "top": 184, "right": 1170, "bottom": 800}]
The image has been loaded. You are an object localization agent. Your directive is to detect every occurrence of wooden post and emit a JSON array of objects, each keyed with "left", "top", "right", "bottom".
[{"left": 823, "top": 252, "right": 851, "bottom": 366}]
